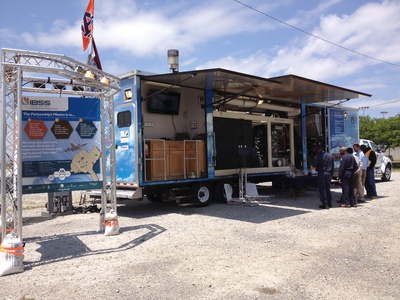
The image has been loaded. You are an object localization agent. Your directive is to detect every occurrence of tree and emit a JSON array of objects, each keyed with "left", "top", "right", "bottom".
[
  {"left": 359, "top": 114, "right": 400, "bottom": 148},
  {"left": 359, "top": 116, "right": 375, "bottom": 140}
]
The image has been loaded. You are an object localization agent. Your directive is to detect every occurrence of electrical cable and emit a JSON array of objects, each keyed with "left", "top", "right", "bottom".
[
  {"left": 233, "top": 0, "right": 400, "bottom": 68},
  {"left": 367, "top": 98, "right": 400, "bottom": 108}
]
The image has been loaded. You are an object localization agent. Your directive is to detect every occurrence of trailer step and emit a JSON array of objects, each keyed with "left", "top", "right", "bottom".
[
  {"left": 177, "top": 197, "right": 197, "bottom": 206},
  {"left": 81, "top": 188, "right": 142, "bottom": 202},
  {"left": 170, "top": 189, "right": 197, "bottom": 206}
]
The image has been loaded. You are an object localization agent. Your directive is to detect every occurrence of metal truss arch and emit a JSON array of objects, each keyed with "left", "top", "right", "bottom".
[{"left": 1, "top": 48, "right": 120, "bottom": 242}]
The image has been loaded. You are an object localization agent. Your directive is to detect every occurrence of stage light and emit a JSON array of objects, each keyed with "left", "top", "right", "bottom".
[
  {"left": 100, "top": 76, "right": 110, "bottom": 84},
  {"left": 85, "top": 70, "right": 95, "bottom": 79},
  {"left": 54, "top": 84, "right": 66, "bottom": 90},
  {"left": 72, "top": 85, "right": 84, "bottom": 91},
  {"left": 74, "top": 66, "right": 85, "bottom": 75},
  {"left": 32, "top": 82, "right": 46, "bottom": 88}
]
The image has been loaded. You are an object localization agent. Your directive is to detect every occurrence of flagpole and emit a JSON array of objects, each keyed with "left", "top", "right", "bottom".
[{"left": 92, "top": 37, "right": 102, "bottom": 70}]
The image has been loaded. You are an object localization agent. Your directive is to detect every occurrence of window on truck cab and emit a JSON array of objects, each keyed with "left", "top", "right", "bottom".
[
  {"left": 369, "top": 141, "right": 379, "bottom": 152},
  {"left": 117, "top": 110, "right": 131, "bottom": 128},
  {"left": 362, "top": 140, "right": 378, "bottom": 152}
]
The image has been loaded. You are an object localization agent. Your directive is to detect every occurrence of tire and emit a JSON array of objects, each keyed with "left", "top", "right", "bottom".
[
  {"left": 192, "top": 183, "right": 212, "bottom": 206},
  {"left": 381, "top": 165, "right": 391, "bottom": 181},
  {"left": 213, "top": 181, "right": 233, "bottom": 203},
  {"left": 146, "top": 193, "right": 164, "bottom": 203}
]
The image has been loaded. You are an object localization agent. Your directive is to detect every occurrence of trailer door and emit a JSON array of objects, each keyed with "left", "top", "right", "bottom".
[{"left": 115, "top": 103, "right": 138, "bottom": 186}]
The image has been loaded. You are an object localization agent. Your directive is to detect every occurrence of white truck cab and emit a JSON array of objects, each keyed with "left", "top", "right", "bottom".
[{"left": 359, "top": 139, "right": 392, "bottom": 181}]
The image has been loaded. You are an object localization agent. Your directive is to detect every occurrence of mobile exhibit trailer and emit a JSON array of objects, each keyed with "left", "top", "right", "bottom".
[{"left": 109, "top": 68, "right": 370, "bottom": 205}]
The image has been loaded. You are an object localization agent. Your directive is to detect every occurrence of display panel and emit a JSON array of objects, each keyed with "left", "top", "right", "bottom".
[
  {"left": 147, "top": 89, "right": 180, "bottom": 115},
  {"left": 21, "top": 96, "right": 102, "bottom": 194}
]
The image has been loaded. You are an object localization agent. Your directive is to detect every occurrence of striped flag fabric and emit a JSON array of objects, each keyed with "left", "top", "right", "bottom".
[
  {"left": 87, "top": 37, "right": 103, "bottom": 70},
  {"left": 81, "top": 0, "right": 94, "bottom": 51}
]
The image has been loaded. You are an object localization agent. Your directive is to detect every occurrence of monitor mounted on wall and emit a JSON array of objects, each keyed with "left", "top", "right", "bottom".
[{"left": 147, "top": 89, "right": 180, "bottom": 115}]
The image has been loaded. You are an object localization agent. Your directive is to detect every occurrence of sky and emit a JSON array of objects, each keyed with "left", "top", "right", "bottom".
[{"left": 1, "top": 0, "right": 400, "bottom": 118}]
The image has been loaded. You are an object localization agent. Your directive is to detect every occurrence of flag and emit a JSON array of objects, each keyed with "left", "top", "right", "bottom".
[
  {"left": 81, "top": 0, "right": 94, "bottom": 51},
  {"left": 87, "top": 37, "right": 103, "bottom": 70}
]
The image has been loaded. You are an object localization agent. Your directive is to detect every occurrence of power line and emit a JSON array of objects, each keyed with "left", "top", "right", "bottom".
[
  {"left": 368, "top": 98, "right": 400, "bottom": 108},
  {"left": 233, "top": 0, "right": 400, "bottom": 68}
]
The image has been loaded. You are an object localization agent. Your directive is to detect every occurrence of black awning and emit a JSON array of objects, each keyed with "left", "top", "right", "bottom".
[{"left": 142, "top": 68, "right": 371, "bottom": 106}]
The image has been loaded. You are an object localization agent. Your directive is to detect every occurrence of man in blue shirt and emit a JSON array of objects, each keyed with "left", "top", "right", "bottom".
[
  {"left": 338, "top": 146, "right": 358, "bottom": 207},
  {"left": 312, "top": 145, "right": 334, "bottom": 209}
]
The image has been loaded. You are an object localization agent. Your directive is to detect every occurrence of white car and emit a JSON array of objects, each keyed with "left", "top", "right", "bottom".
[{"left": 359, "top": 139, "right": 392, "bottom": 181}]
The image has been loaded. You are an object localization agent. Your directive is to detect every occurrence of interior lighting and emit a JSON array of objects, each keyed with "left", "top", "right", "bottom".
[
  {"left": 124, "top": 88, "right": 133, "bottom": 100},
  {"left": 257, "top": 99, "right": 264, "bottom": 105}
]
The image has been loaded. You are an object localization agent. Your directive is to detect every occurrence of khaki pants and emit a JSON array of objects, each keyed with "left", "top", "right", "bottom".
[
  {"left": 353, "top": 171, "right": 364, "bottom": 201},
  {"left": 355, "top": 170, "right": 366, "bottom": 201}
]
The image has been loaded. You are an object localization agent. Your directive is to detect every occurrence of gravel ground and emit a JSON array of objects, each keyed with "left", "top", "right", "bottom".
[{"left": 1, "top": 171, "right": 400, "bottom": 300}]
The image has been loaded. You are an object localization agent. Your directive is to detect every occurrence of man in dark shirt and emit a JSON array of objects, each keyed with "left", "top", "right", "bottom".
[
  {"left": 312, "top": 145, "right": 334, "bottom": 209},
  {"left": 361, "top": 145, "right": 378, "bottom": 199},
  {"left": 338, "top": 146, "right": 358, "bottom": 207}
]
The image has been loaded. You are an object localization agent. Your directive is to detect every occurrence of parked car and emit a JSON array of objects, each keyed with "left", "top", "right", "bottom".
[{"left": 360, "top": 139, "right": 392, "bottom": 181}]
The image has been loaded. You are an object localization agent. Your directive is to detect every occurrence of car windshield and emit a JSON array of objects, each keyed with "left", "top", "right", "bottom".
[{"left": 370, "top": 141, "right": 379, "bottom": 152}]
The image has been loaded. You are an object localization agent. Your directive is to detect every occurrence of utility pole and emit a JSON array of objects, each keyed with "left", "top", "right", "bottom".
[{"left": 359, "top": 106, "right": 369, "bottom": 116}]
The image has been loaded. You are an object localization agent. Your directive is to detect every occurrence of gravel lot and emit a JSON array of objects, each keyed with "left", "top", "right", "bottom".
[{"left": 1, "top": 171, "right": 400, "bottom": 300}]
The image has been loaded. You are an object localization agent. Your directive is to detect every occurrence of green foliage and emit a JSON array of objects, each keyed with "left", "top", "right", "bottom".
[{"left": 359, "top": 114, "right": 400, "bottom": 148}]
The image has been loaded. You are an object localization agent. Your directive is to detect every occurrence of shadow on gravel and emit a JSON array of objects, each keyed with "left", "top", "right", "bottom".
[
  {"left": 115, "top": 186, "right": 345, "bottom": 224},
  {"left": 23, "top": 216, "right": 53, "bottom": 226},
  {"left": 22, "top": 223, "right": 166, "bottom": 269}
]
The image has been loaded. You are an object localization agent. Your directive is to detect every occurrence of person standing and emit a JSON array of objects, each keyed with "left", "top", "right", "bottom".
[
  {"left": 312, "top": 145, "right": 334, "bottom": 209},
  {"left": 338, "top": 146, "right": 357, "bottom": 207},
  {"left": 362, "top": 145, "right": 378, "bottom": 199},
  {"left": 348, "top": 147, "right": 363, "bottom": 203},
  {"left": 353, "top": 144, "right": 368, "bottom": 202}
]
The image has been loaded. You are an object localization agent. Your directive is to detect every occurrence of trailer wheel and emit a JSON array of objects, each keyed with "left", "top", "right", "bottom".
[
  {"left": 381, "top": 165, "right": 391, "bottom": 181},
  {"left": 146, "top": 193, "right": 164, "bottom": 203},
  {"left": 213, "top": 182, "right": 233, "bottom": 203},
  {"left": 192, "top": 183, "right": 212, "bottom": 206}
]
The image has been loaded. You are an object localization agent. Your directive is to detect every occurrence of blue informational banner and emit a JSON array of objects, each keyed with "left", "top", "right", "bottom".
[
  {"left": 344, "top": 109, "right": 359, "bottom": 148},
  {"left": 329, "top": 108, "right": 345, "bottom": 155},
  {"left": 329, "top": 107, "right": 359, "bottom": 170},
  {"left": 329, "top": 107, "right": 359, "bottom": 154},
  {"left": 21, "top": 96, "right": 102, "bottom": 194}
]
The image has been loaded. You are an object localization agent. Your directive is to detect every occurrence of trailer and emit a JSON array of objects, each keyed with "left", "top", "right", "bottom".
[{"left": 86, "top": 68, "right": 370, "bottom": 206}]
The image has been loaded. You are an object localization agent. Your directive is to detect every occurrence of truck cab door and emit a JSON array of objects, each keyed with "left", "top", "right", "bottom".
[
  {"left": 115, "top": 103, "right": 138, "bottom": 185},
  {"left": 369, "top": 141, "right": 383, "bottom": 170}
]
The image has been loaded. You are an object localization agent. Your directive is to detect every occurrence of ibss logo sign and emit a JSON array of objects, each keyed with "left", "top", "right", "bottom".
[
  {"left": 23, "top": 97, "right": 51, "bottom": 106},
  {"left": 22, "top": 96, "right": 69, "bottom": 111}
]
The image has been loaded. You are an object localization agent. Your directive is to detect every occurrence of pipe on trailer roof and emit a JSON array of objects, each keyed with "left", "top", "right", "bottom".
[{"left": 227, "top": 99, "right": 300, "bottom": 114}]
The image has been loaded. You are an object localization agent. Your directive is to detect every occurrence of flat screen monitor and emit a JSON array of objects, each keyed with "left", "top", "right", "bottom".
[{"left": 147, "top": 89, "right": 180, "bottom": 115}]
